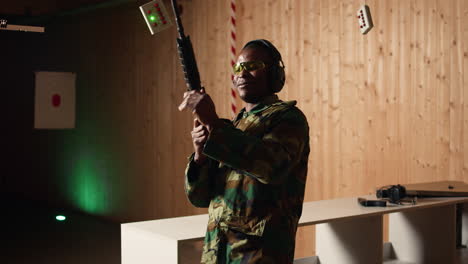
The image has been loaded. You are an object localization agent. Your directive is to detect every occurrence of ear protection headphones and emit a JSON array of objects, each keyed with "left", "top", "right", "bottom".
[
  {"left": 359, "top": 184, "right": 408, "bottom": 207},
  {"left": 376, "top": 184, "right": 407, "bottom": 204},
  {"left": 242, "top": 39, "right": 286, "bottom": 93}
]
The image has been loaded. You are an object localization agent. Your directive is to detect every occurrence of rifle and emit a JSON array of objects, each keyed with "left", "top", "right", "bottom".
[{"left": 170, "top": 0, "right": 203, "bottom": 91}]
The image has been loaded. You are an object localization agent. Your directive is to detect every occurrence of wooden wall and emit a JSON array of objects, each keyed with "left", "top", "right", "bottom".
[
  {"left": 234, "top": 0, "right": 468, "bottom": 256},
  {"left": 5, "top": 0, "right": 468, "bottom": 259},
  {"left": 234, "top": 0, "right": 467, "bottom": 200}
]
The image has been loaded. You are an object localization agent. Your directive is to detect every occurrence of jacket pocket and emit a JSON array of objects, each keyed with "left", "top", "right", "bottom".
[{"left": 222, "top": 215, "right": 269, "bottom": 237}]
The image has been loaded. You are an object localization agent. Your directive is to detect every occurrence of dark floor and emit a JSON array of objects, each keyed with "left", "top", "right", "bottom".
[{"left": 3, "top": 197, "right": 121, "bottom": 264}]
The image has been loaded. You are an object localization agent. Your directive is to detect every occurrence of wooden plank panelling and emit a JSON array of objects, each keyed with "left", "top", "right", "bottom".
[
  {"left": 235, "top": 0, "right": 468, "bottom": 257},
  {"left": 19, "top": 0, "right": 468, "bottom": 260}
]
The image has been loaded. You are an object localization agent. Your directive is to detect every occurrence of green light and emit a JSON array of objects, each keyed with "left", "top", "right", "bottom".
[
  {"left": 61, "top": 120, "right": 116, "bottom": 217},
  {"left": 149, "top": 15, "right": 156, "bottom": 21},
  {"left": 65, "top": 145, "right": 112, "bottom": 215},
  {"left": 56, "top": 215, "right": 66, "bottom": 221}
]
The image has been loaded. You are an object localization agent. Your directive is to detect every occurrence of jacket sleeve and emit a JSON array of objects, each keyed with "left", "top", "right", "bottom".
[
  {"left": 184, "top": 154, "right": 218, "bottom": 208},
  {"left": 202, "top": 108, "right": 309, "bottom": 185}
]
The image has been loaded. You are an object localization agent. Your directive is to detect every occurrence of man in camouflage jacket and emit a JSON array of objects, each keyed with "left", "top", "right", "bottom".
[{"left": 179, "top": 39, "right": 310, "bottom": 264}]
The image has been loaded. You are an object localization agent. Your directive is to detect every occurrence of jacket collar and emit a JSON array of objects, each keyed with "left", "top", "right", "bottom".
[{"left": 234, "top": 94, "right": 281, "bottom": 121}]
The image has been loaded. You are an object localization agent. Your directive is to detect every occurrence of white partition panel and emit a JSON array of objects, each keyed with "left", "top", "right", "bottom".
[
  {"left": 121, "top": 214, "right": 208, "bottom": 264},
  {"left": 316, "top": 215, "right": 383, "bottom": 264},
  {"left": 389, "top": 204, "right": 456, "bottom": 264},
  {"left": 122, "top": 225, "right": 178, "bottom": 264},
  {"left": 462, "top": 203, "right": 468, "bottom": 246}
]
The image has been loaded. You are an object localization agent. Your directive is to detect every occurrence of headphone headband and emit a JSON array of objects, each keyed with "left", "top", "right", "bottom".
[{"left": 242, "top": 39, "right": 283, "bottom": 65}]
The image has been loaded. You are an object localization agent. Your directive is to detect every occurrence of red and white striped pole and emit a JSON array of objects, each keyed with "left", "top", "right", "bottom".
[{"left": 229, "top": 0, "right": 237, "bottom": 118}]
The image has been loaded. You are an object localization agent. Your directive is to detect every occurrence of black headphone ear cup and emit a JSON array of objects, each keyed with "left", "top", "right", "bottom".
[
  {"left": 277, "top": 65, "right": 285, "bottom": 92},
  {"left": 270, "top": 64, "right": 285, "bottom": 93},
  {"left": 269, "top": 65, "right": 277, "bottom": 92},
  {"left": 269, "top": 65, "right": 286, "bottom": 93}
]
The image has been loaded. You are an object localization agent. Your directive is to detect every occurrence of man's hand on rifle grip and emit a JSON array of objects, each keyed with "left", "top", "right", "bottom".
[
  {"left": 191, "top": 118, "right": 208, "bottom": 165},
  {"left": 178, "top": 88, "right": 220, "bottom": 131}
]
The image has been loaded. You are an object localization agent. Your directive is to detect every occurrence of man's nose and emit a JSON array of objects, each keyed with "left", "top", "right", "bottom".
[{"left": 239, "top": 68, "right": 250, "bottom": 77}]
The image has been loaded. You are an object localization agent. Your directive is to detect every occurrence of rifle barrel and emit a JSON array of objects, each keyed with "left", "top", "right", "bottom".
[{"left": 171, "top": 0, "right": 185, "bottom": 39}]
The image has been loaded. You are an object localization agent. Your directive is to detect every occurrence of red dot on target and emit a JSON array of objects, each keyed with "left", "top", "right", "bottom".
[{"left": 52, "top": 94, "right": 61, "bottom": 107}]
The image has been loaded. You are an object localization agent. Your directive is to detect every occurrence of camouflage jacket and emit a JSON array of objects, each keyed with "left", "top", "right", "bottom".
[{"left": 185, "top": 95, "right": 310, "bottom": 264}]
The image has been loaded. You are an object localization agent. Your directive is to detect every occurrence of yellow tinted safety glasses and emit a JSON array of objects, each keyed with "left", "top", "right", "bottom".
[{"left": 233, "top": 61, "right": 266, "bottom": 75}]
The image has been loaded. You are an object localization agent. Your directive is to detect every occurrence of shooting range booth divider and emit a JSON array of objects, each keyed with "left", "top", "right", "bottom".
[{"left": 121, "top": 193, "right": 468, "bottom": 264}]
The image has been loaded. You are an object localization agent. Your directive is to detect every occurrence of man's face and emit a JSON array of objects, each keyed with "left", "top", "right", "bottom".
[{"left": 233, "top": 47, "right": 273, "bottom": 104}]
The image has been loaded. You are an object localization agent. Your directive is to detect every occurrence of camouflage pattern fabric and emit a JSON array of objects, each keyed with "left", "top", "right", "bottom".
[{"left": 185, "top": 95, "right": 310, "bottom": 264}]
